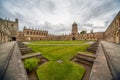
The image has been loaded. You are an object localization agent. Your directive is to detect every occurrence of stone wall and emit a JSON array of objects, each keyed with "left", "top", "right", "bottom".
[
  {"left": 18, "top": 27, "right": 48, "bottom": 41},
  {"left": 104, "top": 11, "right": 120, "bottom": 43},
  {"left": 0, "top": 18, "right": 18, "bottom": 43}
]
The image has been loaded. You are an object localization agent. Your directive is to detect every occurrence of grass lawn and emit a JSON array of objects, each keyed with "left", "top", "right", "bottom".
[{"left": 27, "top": 40, "right": 91, "bottom": 80}]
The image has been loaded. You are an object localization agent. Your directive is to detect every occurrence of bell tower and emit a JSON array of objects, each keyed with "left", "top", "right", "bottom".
[
  {"left": 72, "top": 22, "right": 78, "bottom": 35},
  {"left": 71, "top": 22, "right": 78, "bottom": 40}
]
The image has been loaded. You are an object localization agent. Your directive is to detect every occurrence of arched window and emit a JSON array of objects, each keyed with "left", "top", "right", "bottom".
[
  {"left": 30, "top": 32, "right": 32, "bottom": 35},
  {"left": 27, "top": 31, "right": 29, "bottom": 35},
  {"left": 33, "top": 32, "right": 35, "bottom": 35},
  {"left": 11, "top": 24, "right": 14, "bottom": 28}
]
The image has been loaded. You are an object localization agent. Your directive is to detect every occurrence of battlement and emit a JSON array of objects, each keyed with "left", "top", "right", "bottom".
[{"left": 0, "top": 17, "right": 18, "bottom": 23}]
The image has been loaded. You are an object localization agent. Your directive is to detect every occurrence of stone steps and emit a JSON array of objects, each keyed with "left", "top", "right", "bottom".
[
  {"left": 18, "top": 42, "right": 28, "bottom": 48},
  {"left": 20, "top": 50, "right": 33, "bottom": 55},
  {"left": 86, "top": 41, "right": 99, "bottom": 54},
  {"left": 21, "top": 53, "right": 42, "bottom": 60},
  {"left": 71, "top": 52, "right": 96, "bottom": 80},
  {"left": 18, "top": 42, "right": 34, "bottom": 55},
  {"left": 71, "top": 52, "right": 96, "bottom": 67}
]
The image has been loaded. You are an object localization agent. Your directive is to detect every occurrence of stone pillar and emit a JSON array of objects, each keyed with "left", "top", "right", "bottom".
[
  {"left": 119, "top": 28, "right": 120, "bottom": 43},
  {"left": 0, "top": 32, "right": 1, "bottom": 43},
  {"left": 1, "top": 33, "right": 3, "bottom": 43},
  {"left": 3, "top": 35, "right": 5, "bottom": 43}
]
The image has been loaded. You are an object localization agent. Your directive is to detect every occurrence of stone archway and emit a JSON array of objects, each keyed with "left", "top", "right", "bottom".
[
  {"left": 72, "top": 37, "right": 75, "bottom": 41},
  {"left": 11, "top": 37, "right": 16, "bottom": 41}
]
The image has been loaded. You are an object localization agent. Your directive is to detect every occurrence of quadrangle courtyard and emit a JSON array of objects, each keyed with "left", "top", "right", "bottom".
[{"left": 26, "top": 40, "right": 92, "bottom": 80}]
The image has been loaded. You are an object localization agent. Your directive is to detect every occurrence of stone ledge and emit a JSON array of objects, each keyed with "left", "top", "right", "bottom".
[
  {"left": 21, "top": 52, "right": 42, "bottom": 60},
  {"left": 89, "top": 42, "right": 113, "bottom": 80},
  {"left": 101, "top": 41, "right": 120, "bottom": 80}
]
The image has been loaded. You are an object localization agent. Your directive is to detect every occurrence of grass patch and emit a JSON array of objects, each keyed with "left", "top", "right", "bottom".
[
  {"left": 27, "top": 41, "right": 92, "bottom": 80},
  {"left": 23, "top": 58, "right": 40, "bottom": 72},
  {"left": 29, "top": 40, "right": 89, "bottom": 44}
]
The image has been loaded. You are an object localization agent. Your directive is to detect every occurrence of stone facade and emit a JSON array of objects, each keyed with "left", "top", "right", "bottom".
[
  {"left": 47, "top": 22, "right": 104, "bottom": 41},
  {"left": 70, "top": 22, "right": 104, "bottom": 41},
  {"left": 18, "top": 22, "right": 104, "bottom": 41},
  {"left": 104, "top": 11, "right": 120, "bottom": 43},
  {"left": 0, "top": 18, "right": 18, "bottom": 43},
  {"left": 18, "top": 27, "right": 48, "bottom": 41}
]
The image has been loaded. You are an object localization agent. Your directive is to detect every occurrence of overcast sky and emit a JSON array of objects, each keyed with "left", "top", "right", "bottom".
[{"left": 0, "top": 0, "right": 120, "bottom": 35}]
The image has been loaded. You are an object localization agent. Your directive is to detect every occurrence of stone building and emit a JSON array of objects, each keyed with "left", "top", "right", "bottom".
[
  {"left": 0, "top": 18, "right": 18, "bottom": 43},
  {"left": 71, "top": 22, "right": 104, "bottom": 41},
  {"left": 47, "top": 34, "right": 71, "bottom": 41},
  {"left": 1, "top": 11, "right": 119, "bottom": 43},
  {"left": 46, "top": 22, "right": 104, "bottom": 41},
  {"left": 18, "top": 27, "right": 48, "bottom": 41},
  {"left": 0, "top": 18, "right": 104, "bottom": 42},
  {"left": 71, "top": 22, "right": 79, "bottom": 40},
  {"left": 104, "top": 11, "right": 120, "bottom": 43}
]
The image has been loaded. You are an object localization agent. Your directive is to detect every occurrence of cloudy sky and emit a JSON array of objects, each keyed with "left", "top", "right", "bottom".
[{"left": 0, "top": 0, "right": 120, "bottom": 35}]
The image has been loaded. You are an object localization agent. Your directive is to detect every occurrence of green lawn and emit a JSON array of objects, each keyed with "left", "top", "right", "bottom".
[
  {"left": 27, "top": 41, "right": 91, "bottom": 80},
  {"left": 29, "top": 40, "right": 89, "bottom": 44}
]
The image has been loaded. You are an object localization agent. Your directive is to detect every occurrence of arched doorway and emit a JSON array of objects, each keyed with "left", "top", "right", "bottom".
[
  {"left": 11, "top": 37, "right": 16, "bottom": 41},
  {"left": 72, "top": 37, "right": 75, "bottom": 41}
]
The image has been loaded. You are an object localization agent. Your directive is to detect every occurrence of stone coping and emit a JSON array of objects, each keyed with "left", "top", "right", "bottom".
[
  {"left": 21, "top": 52, "right": 42, "bottom": 59},
  {"left": 89, "top": 42, "right": 113, "bottom": 80},
  {"left": 101, "top": 41, "right": 120, "bottom": 80}
]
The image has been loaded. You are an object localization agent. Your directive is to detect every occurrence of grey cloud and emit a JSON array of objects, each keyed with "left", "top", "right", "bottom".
[
  {"left": 69, "top": 0, "right": 120, "bottom": 22},
  {"left": 0, "top": 0, "right": 120, "bottom": 34}
]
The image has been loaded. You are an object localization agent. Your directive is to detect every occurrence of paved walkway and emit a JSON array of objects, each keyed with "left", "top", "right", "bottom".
[
  {"left": 0, "top": 42, "right": 16, "bottom": 79},
  {"left": 101, "top": 41, "right": 120, "bottom": 80},
  {"left": 89, "top": 42, "right": 113, "bottom": 80},
  {"left": 0, "top": 42, "right": 28, "bottom": 80}
]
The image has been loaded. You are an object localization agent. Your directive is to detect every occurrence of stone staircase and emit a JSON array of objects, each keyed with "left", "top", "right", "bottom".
[
  {"left": 18, "top": 42, "right": 33, "bottom": 55},
  {"left": 71, "top": 52, "right": 96, "bottom": 67},
  {"left": 71, "top": 52, "right": 96, "bottom": 80},
  {"left": 86, "top": 41, "right": 99, "bottom": 54}
]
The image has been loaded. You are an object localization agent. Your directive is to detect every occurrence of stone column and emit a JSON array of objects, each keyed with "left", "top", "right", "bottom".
[
  {"left": 1, "top": 33, "right": 3, "bottom": 43},
  {"left": 0, "top": 32, "right": 1, "bottom": 43},
  {"left": 119, "top": 28, "right": 120, "bottom": 43}
]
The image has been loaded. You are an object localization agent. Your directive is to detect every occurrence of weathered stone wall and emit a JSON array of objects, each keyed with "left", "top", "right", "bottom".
[
  {"left": 0, "top": 18, "right": 18, "bottom": 43},
  {"left": 46, "top": 32, "right": 104, "bottom": 41},
  {"left": 104, "top": 11, "right": 120, "bottom": 43},
  {"left": 18, "top": 27, "right": 48, "bottom": 41},
  {"left": 45, "top": 22, "right": 104, "bottom": 41},
  {"left": 77, "top": 32, "right": 104, "bottom": 40}
]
